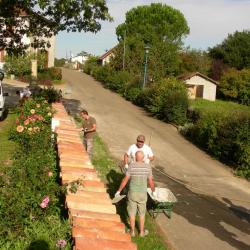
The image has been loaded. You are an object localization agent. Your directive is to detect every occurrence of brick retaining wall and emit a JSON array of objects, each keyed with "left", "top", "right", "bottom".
[{"left": 52, "top": 102, "right": 137, "bottom": 250}]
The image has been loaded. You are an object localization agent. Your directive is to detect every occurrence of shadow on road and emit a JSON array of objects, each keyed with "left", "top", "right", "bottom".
[{"left": 153, "top": 165, "right": 250, "bottom": 250}]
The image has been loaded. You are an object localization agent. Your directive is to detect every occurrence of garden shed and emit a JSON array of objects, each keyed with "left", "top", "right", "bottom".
[{"left": 179, "top": 72, "right": 218, "bottom": 101}]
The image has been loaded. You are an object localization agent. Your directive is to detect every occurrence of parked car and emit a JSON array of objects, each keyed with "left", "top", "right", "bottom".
[{"left": 0, "top": 70, "right": 9, "bottom": 120}]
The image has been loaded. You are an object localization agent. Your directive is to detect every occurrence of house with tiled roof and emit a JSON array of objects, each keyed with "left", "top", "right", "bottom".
[{"left": 98, "top": 46, "right": 116, "bottom": 66}]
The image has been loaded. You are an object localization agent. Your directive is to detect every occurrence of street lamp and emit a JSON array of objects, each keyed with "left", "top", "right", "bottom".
[{"left": 143, "top": 45, "right": 150, "bottom": 89}]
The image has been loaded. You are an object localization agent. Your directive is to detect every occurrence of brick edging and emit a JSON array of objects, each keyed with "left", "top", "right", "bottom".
[{"left": 52, "top": 102, "right": 137, "bottom": 250}]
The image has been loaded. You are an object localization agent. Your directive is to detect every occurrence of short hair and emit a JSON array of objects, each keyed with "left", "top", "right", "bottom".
[
  {"left": 137, "top": 134, "right": 145, "bottom": 142},
  {"left": 81, "top": 109, "right": 88, "bottom": 115}
]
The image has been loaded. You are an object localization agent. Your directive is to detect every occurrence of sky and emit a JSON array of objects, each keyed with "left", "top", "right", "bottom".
[{"left": 55, "top": 0, "right": 250, "bottom": 58}]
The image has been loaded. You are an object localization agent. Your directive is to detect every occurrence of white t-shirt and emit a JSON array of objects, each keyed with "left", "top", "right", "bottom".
[{"left": 126, "top": 144, "right": 154, "bottom": 163}]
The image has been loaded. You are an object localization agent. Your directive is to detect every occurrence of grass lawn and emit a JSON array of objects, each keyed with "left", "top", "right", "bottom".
[
  {"left": 190, "top": 98, "right": 250, "bottom": 116},
  {"left": 92, "top": 135, "right": 168, "bottom": 250},
  {"left": 0, "top": 114, "right": 16, "bottom": 166}
]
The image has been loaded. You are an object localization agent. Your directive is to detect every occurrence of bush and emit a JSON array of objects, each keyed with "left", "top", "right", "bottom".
[
  {"left": 37, "top": 67, "right": 62, "bottom": 85},
  {"left": 144, "top": 78, "right": 189, "bottom": 125},
  {"left": 182, "top": 99, "right": 250, "bottom": 178},
  {"left": 83, "top": 56, "right": 99, "bottom": 75},
  {"left": 4, "top": 53, "right": 47, "bottom": 77},
  {"left": 105, "top": 70, "right": 132, "bottom": 94},
  {"left": 0, "top": 97, "right": 65, "bottom": 239},
  {"left": 125, "top": 87, "right": 143, "bottom": 103},
  {"left": 219, "top": 68, "right": 250, "bottom": 106},
  {"left": 31, "top": 86, "right": 62, "bottom": 103}
]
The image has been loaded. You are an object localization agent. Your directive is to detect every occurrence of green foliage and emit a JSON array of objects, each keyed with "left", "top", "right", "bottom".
[
  {"left": 31, "top": 86, "right": 62, "bottom": 103},
  {"left": 4, "top": 55, "right": 31, "bottom": 76},
  {"left": 0, "top": 1, "right": 112, "bottom": 53},
  {"left": 143, "top": 78, "right": 189, "bottom": 125},
  {"left": 113, "top": 3, "right": 189, "bottom": 79},
  {"left": 209, "top": 30, "right": 250, "bottom": 70},
  {"left": 0, "top": 97, "right": 68, "bottom": 242},
  {"left": 105, "top": 70, "right": 132, "bottom": 94},
  {"left": 179, "top": 48, "right": 212, "bottom": 75},
  {"left": 219, "top": 68, "right": 250, "bottom": 105},
  {"left": 4, "top": 53, "right": 47, "bottom": 76},
  {"left": 83, "top": 56, "right": 99, "bottom": 74},
  {"left": 55, "top": 58, "right": 66, "bottom": 67},
  {"left": 37, "top": 67, "right": 62, "bottom": 85},
  {"left": 182, "top": 99, "right": 250, "bottom": 178}
]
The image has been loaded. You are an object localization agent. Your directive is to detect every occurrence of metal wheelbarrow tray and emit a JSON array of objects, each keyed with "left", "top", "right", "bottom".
[{"left": 147, "top": 187, "right": 177, "bottom": 219}]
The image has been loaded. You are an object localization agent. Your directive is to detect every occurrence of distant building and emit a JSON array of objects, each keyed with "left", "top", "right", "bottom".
[
  {"left": 178, "top": 72, "right": 218, "bottom": 101},
  {"left": 71, "top": 51, "right": 90, "bottom": 69},
  {"left": 0, "top": 8, "right": 55, "bottom": 68},
  {"left": 98, "top": 47, "right": 116, "bottom": 66}
]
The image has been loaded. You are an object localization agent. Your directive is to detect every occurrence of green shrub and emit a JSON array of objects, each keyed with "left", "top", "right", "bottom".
[
  {"left": 144, "top": 78, "right": 189, "bottom": 125},
  {"left": 182, "top": 99, "right": 250, "bottom": 178},
  {"left": 37, "top": 67, "right": 62, "bottom": 85},
  {"left": 219, "top": 68, "right": 250, "bottom": 106},
  {"left": 0, "top": 97, "right": 66, "bottom": 239},
  {"left": 106, "top": 70, "right": 131, "bottom": 94},
  {"left": 31, "top": 86, "right": 62, "bottom": 103},
  {"left": 4, "top": 53, "right": 47, "bottom": 77},
  {"left": 83, "top": 56, "right": 99, "bottom": 74},
  {"left": 93, "top": 66, "right": 114, "bottom": 83},
  {"left": 125, "top": 87, "right": 143, "bottom": 103}
]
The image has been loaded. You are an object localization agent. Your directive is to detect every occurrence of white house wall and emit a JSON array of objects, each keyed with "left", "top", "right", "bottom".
[{"left": 185, "top": 75, "right": 217, "bottom": 101}]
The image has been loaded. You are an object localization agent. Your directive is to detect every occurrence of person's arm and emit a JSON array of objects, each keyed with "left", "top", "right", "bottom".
[
  {"left": 87, "top": 123, "right": 96, "bottom": 132},
  {"left": 124, "top": 153, "right": 129, "bottom": 166},
  {"left": 148, "top": 176, "right": 155, "bottom": 192},
  {"left": 115, "top": 175, "right": 130, "bottom": 196},
  {"left": 148, "top": 146, "right": 155, "bottom": 162}
]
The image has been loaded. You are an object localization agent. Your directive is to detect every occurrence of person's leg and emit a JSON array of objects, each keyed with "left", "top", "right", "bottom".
[
  {"left": 139, "top": 215, "right": 145, "bottom": 236},
  {"left": 127, "top": 192, "right": 137, "bottom": 236},
  {"left": 129, "top": 215, "right": 136, "bottom": 236},
  {"left": 86, "top": 138, "right": 93, "bottom": 158},
  {"left": 137, "top": 192, "right": 148, "bottom": 236},
  {"left": 83, "top": 138, "right": 88, "bottom": 151}
]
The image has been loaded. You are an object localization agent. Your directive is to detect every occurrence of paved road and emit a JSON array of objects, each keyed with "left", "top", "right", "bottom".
[{"left": 62, "top": 68, "right": 250, "bottom": 250}]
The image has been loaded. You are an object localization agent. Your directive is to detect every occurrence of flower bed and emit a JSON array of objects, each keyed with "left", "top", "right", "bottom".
[{"left": 0, "top": 97, "right": 71, "bottom": 249}]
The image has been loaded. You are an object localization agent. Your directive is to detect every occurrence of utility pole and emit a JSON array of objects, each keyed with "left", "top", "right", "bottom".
[
  {"left": 122, "top": 30, "right": 126, "bottom": 70},
  {"left": 143, "top": 45, "right": 150, "bottom": 89}
]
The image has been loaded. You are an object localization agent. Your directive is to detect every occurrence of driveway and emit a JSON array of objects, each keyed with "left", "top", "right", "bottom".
[{"left": 62, "top": 68, "right": 250, "bottom": 250}]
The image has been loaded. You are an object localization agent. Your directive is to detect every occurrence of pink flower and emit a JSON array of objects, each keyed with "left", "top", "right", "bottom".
[
  {"left": 48, "top": 171, "right": 53, "bottom": 177},
  {"left": 39, "top": 196, "right": 50, "bottom": 208},
  {"left": 24, "top": 119, "right": 30, "bottom": 125},
  {"left": 56, "top": 239, "right": 67, "bottom": 248}
]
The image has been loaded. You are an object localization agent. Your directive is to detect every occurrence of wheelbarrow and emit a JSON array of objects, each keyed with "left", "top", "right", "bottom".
[{"left": 147, "top": 187, "right": 177, "bottom": 219}]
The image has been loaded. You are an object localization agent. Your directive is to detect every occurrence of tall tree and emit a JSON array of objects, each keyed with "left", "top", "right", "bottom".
[
  {"left": 112, "top": 3, "right": 189, "bottom": 80},
  {"left": 179, "top": 48, "right": 212, "bottom": 75},
  {"left": 0, "top": 0, "right": 112, "bottom": 53},
  {"left": 209, "top": 30, "right": 250, "bottom": 70}
]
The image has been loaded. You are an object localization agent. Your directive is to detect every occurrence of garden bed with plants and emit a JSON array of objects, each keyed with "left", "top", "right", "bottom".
[
  {"left": 4, "top": 54, "right": 63, "bottom": 86},
  {"left": 0, "top": 96, "right": 71, "bottom": 249}
]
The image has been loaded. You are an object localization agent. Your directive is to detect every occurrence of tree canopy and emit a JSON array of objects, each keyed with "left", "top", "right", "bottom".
[
  {"left": 209, "top": 30, "right": 250, "bottom": 70},
  {"left": 0, "top": 0, "right": 112, "bottom": 53},
  {"left": 112, "top": 3, "right": 189, "bottom": 80}
]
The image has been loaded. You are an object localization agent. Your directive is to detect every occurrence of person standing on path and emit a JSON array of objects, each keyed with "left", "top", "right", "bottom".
[
  {"left": 115, "top": 151, "right": 156, "bottom": 237},
  {"left": 123, "top": 134, "right": 155, "bottom": 172},
  {"left": 80, "top": 110, "right": 96, "bottom": 158}
]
